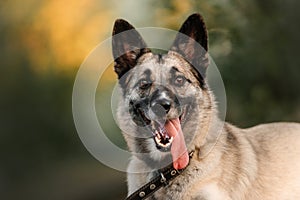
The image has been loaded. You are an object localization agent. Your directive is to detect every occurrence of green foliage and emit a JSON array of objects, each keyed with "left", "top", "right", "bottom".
[{"left": 220, "top": 0, "right": 300, "bottom": 126}]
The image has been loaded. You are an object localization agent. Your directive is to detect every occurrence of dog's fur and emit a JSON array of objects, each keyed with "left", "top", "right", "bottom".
[{"left": 112, "top": 13, "right": 300, "bottom": 200}]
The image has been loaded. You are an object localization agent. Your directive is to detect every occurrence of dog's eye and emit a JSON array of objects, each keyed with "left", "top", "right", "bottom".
[
  {"left": 174, "top": 75, "right": 186, "bottom": 86},
  {"left": 139, "top": 79, "right": 152, "bottom": 89}
]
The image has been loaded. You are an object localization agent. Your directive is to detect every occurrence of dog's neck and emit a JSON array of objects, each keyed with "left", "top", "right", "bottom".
[{"left": 125, "top": 151, "right": 195, "bottom": 200}]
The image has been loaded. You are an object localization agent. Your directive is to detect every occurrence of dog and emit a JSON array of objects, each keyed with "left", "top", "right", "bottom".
[{"left": 111, "top": 13, "right": 300, "bottom": 200}]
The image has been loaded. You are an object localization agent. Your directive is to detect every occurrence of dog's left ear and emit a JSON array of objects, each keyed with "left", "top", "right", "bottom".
[
  {"left": 170, "top": 13, "right": 209, "bottom": 84},
  {"left": 112, "top": 19, "right": 151, "bottom": 79}
]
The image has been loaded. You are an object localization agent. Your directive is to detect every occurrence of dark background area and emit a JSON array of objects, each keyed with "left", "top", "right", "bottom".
[{"left": 0, "top": 0, "right": 299, "bottom": 199}]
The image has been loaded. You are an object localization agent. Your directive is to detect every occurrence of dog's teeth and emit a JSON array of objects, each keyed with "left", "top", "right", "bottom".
[
  {"left": 154, "top": 136, "right": 160, "bottom": 144},
  {"left": 159, "top": 143, "right": 168, "bottom": 148},
  {"left": 155, "top": 131, "right": 161, "bottom": 139},
  {"left": 169, "top": 137, "right": 174, "bottom": 143},
  {"left": 154, "top": 134, "right": 174, "bottom": 148}
]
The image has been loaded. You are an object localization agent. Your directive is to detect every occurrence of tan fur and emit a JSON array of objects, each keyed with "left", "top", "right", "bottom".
[
  {"left": 119, "top": 75, "right": 300, "bottom": 200},
  {"left": 126, "top": 118, "right": 300, "bottom": 200},
  {"left": 113, "top": 14, "right": 300, "bottom": 200},
  {"left": 118, "top": 54, "right": 300, "bottom": 199}
]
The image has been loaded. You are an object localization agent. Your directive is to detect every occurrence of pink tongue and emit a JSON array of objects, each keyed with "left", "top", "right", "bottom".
[{"left": 165, "top": 118, "right": 189, "bottom": 170}]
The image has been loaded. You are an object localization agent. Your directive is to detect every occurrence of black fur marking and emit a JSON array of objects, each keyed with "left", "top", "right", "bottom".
[
  {"left": 150, "top": 87, "right": 180, "bottom": 114},
  {"left": 144, "top": 69, "right": 151, "bottom": 77},
  {"left": 112, "top": 19, "right": 151, "bottom": 79},
  {"left": 118, "top": 71, "right": 131, "bottom": 96},
  {"left": 134, "top": 69, "right": 152, "bottom": 89},
  {"left": 129, "top": 98, "right": 151, "bottom": 126},
  {"left": 157, "top": 53, "right": 163, "bottom": 63},
  {"left": 171, "top": 66, "right": 179, "bottom": 72},
  {"left": 134, "top": 137, "right": 150, "bottom": 153},
  {"left": 137, "top": 70, "right": 153, "bottom": 98},
  {"left": 170, "top": 66, "right": 192, "bottom": 86}
]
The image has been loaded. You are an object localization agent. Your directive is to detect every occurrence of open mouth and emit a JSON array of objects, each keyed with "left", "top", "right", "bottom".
[
  {"left": 154, "top": 126, "right": 174, "bottom": 151},
  {"left": 134, "top": 104, "right": 189, "bottom": 170},
  {"left": 152, "top": 108, "right": 186, "bottom": 151}
]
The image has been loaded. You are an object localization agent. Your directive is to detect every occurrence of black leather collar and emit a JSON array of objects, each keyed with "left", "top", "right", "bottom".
[{"left": 125, "top": 151, "right": 194, "bottom": 200}]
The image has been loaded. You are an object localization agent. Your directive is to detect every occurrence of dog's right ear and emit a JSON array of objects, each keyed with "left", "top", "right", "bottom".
[{"left": 112, "top": 19, "right": 151, "bottom": 79}]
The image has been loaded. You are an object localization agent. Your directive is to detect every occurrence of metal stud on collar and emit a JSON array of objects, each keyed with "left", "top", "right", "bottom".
[
  {"left": 171, "top": 170, "right": 177, "bottom": 176},
  {"left": 150, "top": 184, "right": 156, "bottom": 190},
  {"left": 139, "top": 191, "right": 145, "bottom": 197},
  {"left": 160, "top": 173, "right": 166, "bottom": 183},
  {"left": 125, "top": 151, "right": 195, "bottom": 200},
  {"left": 189, "top": 151, "right": 194, "bottom": 158}
]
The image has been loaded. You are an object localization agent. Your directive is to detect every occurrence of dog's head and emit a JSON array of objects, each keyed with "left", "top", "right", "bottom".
[{"left": 112, "top": 14, "right": 211, "bottom": 169}]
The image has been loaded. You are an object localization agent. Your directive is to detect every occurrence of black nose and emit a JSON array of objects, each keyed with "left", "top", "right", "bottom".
[
  {"left": 159, "top": 99, "right": 171, "bottom": 113},
  {"left": 151, "top": 99, "right": 171, "bottom": 116}
]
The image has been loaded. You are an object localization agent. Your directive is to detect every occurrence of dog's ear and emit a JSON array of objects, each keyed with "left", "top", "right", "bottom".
[
  {"left": 112, "top": 19, "right": 151, "bottom": 79},
  {"left": 170, "top": 13, "right": 209, "bottom": 85}
]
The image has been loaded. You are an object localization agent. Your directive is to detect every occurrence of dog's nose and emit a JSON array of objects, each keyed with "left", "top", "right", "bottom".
[
  {"left": 159, "top": 99, "right": 171, "bottom": 113},
  {"left": 151, "top": 99, "right": 171, "bottom": 116}
]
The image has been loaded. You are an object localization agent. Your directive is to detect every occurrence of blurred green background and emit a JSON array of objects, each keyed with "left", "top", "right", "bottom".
[{"left": 1, "top": 0, "right": 299, "bottom": 199}]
